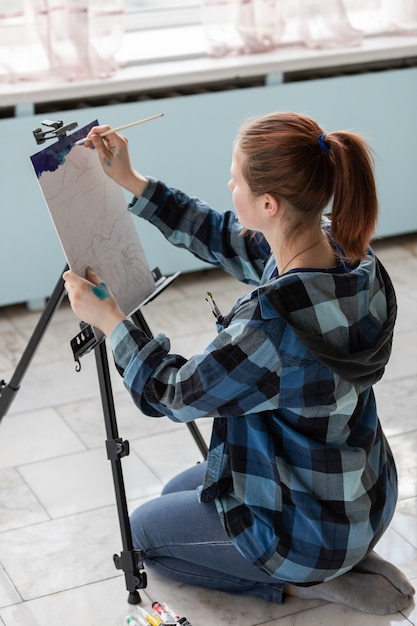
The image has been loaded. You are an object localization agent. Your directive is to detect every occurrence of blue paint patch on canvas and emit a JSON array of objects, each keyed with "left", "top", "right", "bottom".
[{"left": 30, "top": 120, "right": 98, "bottom": 178}]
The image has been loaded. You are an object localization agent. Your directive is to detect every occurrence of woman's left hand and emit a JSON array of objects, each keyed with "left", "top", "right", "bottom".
[{"left": 63, "top": 267, "right": 127, "bottom": 336}]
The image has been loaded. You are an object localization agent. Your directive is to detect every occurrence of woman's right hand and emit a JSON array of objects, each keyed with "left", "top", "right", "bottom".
[{"left": 83, "top": 125, "right": 148, "bottom": 197}]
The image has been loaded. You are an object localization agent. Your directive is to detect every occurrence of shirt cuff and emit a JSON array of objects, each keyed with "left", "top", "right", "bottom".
[
  {"left": 128, "top": 177, "right": 159, "bottom": 219},
  {"left": 109, "top": 319, "right": 149, "bottom": 372}
]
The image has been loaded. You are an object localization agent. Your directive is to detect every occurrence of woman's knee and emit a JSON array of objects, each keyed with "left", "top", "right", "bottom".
[
  {"left": 130, "top": 498, "right": 164, "bottom": 550},
  {"left": 161, "top": 462, "right": 207, "bottom": 495},
  {"left": 130, "top": 486, "right": 220, "bottom": 554}
]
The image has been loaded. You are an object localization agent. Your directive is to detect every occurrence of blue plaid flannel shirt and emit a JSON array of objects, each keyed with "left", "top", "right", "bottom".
[{"left": 110, "top": 178, "right": 398, "bottom": 584}]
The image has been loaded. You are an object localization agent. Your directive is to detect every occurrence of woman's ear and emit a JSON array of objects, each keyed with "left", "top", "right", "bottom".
[{"left": 262, "top": 193, "right": 280, "bottom": 219}]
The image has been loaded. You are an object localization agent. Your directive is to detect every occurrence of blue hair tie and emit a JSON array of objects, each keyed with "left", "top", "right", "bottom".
[{"left": 318, "top": 133, "right": 330, "bottom": 154}]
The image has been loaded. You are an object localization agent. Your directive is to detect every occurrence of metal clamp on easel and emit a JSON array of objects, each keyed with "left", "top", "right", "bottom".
[
  {"left": 33, "top": 119, "right": 78, "bottom": 144},
  {"left": 71, "top": 322, "right": 97, "bottom": 371}
]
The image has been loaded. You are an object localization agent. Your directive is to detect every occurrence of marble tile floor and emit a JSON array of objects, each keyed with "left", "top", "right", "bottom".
[{"left": 0, "top": 233, "right": 416, "bottom": 626}]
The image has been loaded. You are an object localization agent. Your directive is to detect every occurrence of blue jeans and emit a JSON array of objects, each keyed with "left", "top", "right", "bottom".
[{"left": 130, "top": 462, "right": 285, "bottom": 603}]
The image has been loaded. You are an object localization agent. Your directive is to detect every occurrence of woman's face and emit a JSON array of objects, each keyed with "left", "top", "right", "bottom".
[{"left": 228, "top": 147, "right": 262, "bottom": 231}]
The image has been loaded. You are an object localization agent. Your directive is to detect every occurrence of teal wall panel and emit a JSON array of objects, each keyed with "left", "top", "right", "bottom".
[{"left": 1, "top": 66, "right": 416, "bottom": 306}]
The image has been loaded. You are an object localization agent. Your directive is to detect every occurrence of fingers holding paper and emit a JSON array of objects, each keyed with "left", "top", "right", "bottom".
[
  {"left": 63, "top": 267, "right": 127, "bottom": 337},
  {"left": 83, "top": 125, "right": 148, "bottom": 197}
]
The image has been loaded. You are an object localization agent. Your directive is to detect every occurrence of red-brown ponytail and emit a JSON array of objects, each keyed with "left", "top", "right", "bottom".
[
  {"left": 236, "top": 112, "right": 378, "bottom": 263},
  {"left": 324, "top": 131, "right": 378, "bottom": 262}
]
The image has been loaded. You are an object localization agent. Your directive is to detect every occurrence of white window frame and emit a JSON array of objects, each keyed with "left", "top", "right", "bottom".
[{"left": 119, "top": 1, "right": 206, "bottom": 66}]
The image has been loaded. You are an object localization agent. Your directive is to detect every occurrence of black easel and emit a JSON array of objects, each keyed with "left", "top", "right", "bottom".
[{"left": 0, "top": 120, "right": 208, "bottom": 604}]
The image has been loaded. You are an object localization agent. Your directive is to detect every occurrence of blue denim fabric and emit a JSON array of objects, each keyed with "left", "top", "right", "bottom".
[{"left": 130, "top": 462, "right": 285, "bottom": 604}]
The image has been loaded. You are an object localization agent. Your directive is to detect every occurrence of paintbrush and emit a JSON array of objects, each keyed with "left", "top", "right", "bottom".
[{"left": 75, "top": 113, "right": 164, "bottom": 145}]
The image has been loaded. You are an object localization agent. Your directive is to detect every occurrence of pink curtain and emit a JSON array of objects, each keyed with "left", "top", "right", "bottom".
[
  {"left": 344, "top": 0, "right": 417, "bottom": 35},
  {"left": 0, "top": 0, "right": 124, "bottom": 83},
  {"left": 294, "top": 0, "right": 362, "bottom": 49},
  {"left": 202, "top": 0, "right": 287, "bottom": 57},
  {"left": 202, "top": 0, "right": 417, "bottom": 57}
]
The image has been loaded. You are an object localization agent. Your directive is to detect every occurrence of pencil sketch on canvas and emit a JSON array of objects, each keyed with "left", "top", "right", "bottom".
[{"left": 30, "top": 120, "right": 155, "bottom": 336}]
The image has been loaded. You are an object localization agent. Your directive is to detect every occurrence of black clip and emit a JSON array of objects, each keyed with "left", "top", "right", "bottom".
[
  {"left": 106, "top": 437, "right": 130, "bottom": 460},
  {"left": 70, "top": 323, "right": 99, "bottom": 371},
  {"left": 113, "top": 549, "right": 148, "bottom": 594},
  {"left": 33, "top": 119, "right": 78, "bottom": 144}
]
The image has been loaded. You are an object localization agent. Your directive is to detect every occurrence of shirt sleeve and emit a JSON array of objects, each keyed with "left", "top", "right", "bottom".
[
  {"left": 109, "top": 297, "right": 282, "bottom": 422},
  {"left": 128, "top": 178, "right": 271, "bottom": 285}
]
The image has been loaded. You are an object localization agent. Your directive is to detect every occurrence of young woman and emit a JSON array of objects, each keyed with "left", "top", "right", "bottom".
[{"left": 63, "top": 112, "right": 414, "bottom": 614}]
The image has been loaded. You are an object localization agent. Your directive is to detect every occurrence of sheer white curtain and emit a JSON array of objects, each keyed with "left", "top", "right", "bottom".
[
  {"left": 0, "top": 0, "right": 124, "bottom": 83},
  {"left": 344, "top": 0, "right": 417, "bottom": 34},
  {"left": 202, "top": 0, "right": 362, "bottom": 56},
  {"left": 2, "top": 0, "right": 416, "bottom": 83},
  {"left": 202, "top": 0, "right": 417, "bottom": 57},
  {"left": 202, "top": 0, "right": 286, "bottom": 57}
]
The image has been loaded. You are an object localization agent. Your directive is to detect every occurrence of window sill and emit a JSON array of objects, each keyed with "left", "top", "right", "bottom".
[{"left": 1, "top": 30, "right": 416, "bottom": 109}]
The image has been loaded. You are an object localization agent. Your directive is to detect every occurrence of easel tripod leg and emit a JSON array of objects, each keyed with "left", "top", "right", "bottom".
[
  {"left": 0, "top": 266, "right": 68, "bottom": 422},
  {"left": 94, "top": 340, "right": 147, "bottom": 603}
]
